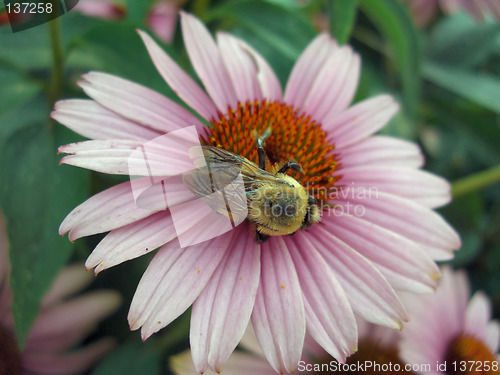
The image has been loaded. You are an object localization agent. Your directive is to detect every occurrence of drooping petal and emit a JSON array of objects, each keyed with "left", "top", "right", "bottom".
[
  {"left": 334, "top": 166, "right": 451, "bottom": 208},
  {"left": 51, "top": 99, "right": 161, "bottom": 141},
  {"left": 190, "top": 225, "right": 261, "bottom": 373},
  {"left": 128, "top": 233, "right": 233, "bottom": 340},
  {"left": 22, "top": 338, "right": 115, "bottom": 375},
  {"left": 251, "top": 237, "right": 306, "bottom": 374},
  {"left": 302, "top": 47, "right": 360, "bottom": 122},
  {"left": 79, "top": 72, "right": 205, "bottom": 135},
  {"left": 26, "top": 291, "right": 121, "bottom": 353},
  {"left": 285, "top": 234, "right": 357, "bottom": 362},
  {"left": 323, "top": 95, "right": 399, "bottom": 148},
  {"left": 216, "top": 32, "right": 263, "bottom": 104},
  {"left": 59, "top": 178, "right": 165, "bottom": 241},
  {"left": 284, "top": 33, "right": 337, "bottom": 108},
  {"left": 330, "top": 190, "right": 461, "bottom": 260},
  {"left": 337, "top": 135, "right": 424, "bottom": 169},
  {"left": 138, "top": 30, "right": 219, "bottom": 121},
  {"left": 322, "top": 214, "right": 440, "bottom": 293},
  {"left": 180, "top": 12, "right": 238, "bottom": 113},
  {"left": 310, "top": 224, "right": 408, "bottom": 328},
  {"left": 85, "top": 212, "right": 177, "bottom": 273}
]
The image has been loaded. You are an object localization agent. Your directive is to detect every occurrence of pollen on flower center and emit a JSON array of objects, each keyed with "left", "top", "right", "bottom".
[
  {"left": 201, "top": 100, "right": 339, "bottom": 205},
  {"left": 0, "top": 325, "right": 22, "bottom": 375},
  {"left": 445, "top": 334, "right": 499, "bottom": 375}
]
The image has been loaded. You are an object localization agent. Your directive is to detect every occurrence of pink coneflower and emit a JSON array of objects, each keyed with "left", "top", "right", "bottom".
[
  {"left": 0, "top": 211, "right": 121, "bottom": 375},
  {"left": 400, "top": 266, "right": 499, "bottom": 375},
  {"left": 52, "top": 12, "right": 460, "bottom": 374},
  {"left": 171, "top": 322, "right": 413, "bottom": 375},
  {"left": 401, "top": 0, "right": 500, "bottom": 26}
]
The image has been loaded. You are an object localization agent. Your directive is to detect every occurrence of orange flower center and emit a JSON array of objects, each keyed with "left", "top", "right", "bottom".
[
  {"left": 201, "top": 100, "right": 339, "bottom": 206},
  {"left": 313, "top": 339, "right": 415, "bottom": 375},
  {"left": 0, "top": 325, "right": 22, "bottom": 375},
  {"left": 445, "top": 334, "right": 499, "bottom": 375}
]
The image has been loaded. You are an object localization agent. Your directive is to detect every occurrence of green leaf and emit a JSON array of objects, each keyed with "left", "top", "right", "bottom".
[
  {"left": 360, "top": 0, "right": 421, "bottom": 119},
  {"left": 68, "top": 22, "right": 179, "bottom": 99},
  {"left": 209, "top": 0, "right": 316, "bottom": 85},
  {"left": 0, "top": 12, "right": 102, "bottom": 70},
  {"left": 427, "top": 13, "right": 500, "bottom": 68},
  {"left": 92, "top": 339, "right": 162, "bottom": 375},
  {"left": 328, "top": 0, "right": 359, "bottom": 45},
  {"left": 0, "top": 118, "right": 90, "bottom": 347},
  {"left": 0, "top": 62, "right": 42, "bottom": 132},
  {"left": 423, "top": 61, "right": 500, "bottom": 114}
]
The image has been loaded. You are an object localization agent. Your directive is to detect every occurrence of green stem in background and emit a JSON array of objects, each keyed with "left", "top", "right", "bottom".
[
  {"left": 48, "top": 13, "right": 63, "bottom": 109},
  {"left": 452, "top": 165, "right": 500, "bottom": 198}
]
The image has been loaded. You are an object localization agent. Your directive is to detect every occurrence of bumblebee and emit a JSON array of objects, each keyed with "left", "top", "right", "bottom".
[{"left": 183, "top": 138, "right": 320, "bottom": 243}]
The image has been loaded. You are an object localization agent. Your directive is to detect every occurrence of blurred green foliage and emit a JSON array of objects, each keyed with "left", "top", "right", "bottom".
[{"left": 0, "top": 0, "right": 499, "bottom": 373}]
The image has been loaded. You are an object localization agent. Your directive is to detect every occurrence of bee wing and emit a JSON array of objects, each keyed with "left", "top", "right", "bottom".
[{"left": 193, "top": 146, "right": 292, "bottom": 190}]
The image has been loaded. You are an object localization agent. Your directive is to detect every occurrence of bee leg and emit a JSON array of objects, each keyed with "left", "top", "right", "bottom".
[
  {"left": 255, "top": 230, "right": 269, "bottom": 243},
  {"left": 256, "top": 137, "right": 267, "bottom": 170},
  {"left": 277, "top": 162, "right": 303, "bottom": 174}
]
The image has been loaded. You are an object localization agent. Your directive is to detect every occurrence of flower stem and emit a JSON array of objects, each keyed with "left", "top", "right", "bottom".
[
  {"left": 48, "top": 12, "right": 63, "bottom": 109},
  {"left": 452, "top": 165, "right": 500, "bottom": 198}
]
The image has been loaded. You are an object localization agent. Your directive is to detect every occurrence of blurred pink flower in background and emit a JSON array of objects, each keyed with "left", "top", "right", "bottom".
[
  {"left": 74, "top": 0, "right": 180, "bottom": 43},
  {"left": 401, "top": 266, "right": 499, "bottom": 374},
  {"left": 52, "top": 12, "right": 460, "bottom": 374},
  {"left": 0, "top": 210, "right": 121, "bottom": 375},
  {"left": 401, "top": 0, "right": 500, "bottom": 26}
]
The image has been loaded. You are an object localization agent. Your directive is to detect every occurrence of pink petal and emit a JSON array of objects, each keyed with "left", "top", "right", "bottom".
[
  {"left": 334, "top": 165, "right": 451, "bottom": 208},
  {"left": 40, "top": 264, "right": 93, "bottom": 308},
  {"left": 285, "top": 235, "right": 357, "bottom": 362},
  {"left": 330, "top": 190, "right": 460, "bottom": 260},
  {"left": 284, "top": 33, "right": 337, "bottom": 109},
  {"left": 464, "top": 292, "right": 492, "bottom": 344},
  {"left": 22, "top": 338, "right": 115, "bottom": 375},
  {"left": 486, "top": 321, "right": 500, "bottom": 354},
  {"left": 337, "top": 135, "right": 424, "bottom": 169},
  {"left": 180, "top": 12, "right": 238, "bottom": 113},
  {"left": 138, "top": 30, "right": 219, "bottom": 121},
  {"left": 190, "top": 226, "right": 261, "bottom": 373},
  {"left": 322, "top": 214, "right": 440, "bottom": 293},
  {"left": 147, "top": 0, "right": 178, "bottom": 44},
  {"left": 324, "top": 95, "right": 399, "bottom": 148},
  {"left": 85, "top": 212, "right": 176, "bottom": 273},
  {"left": 303, "top": 47, "right": 359, "bottom": 122},
  {"left": 251, "top": 237, "right": 306, "bottom": 374},
  {"left": 60, "top": 178, "right": 165, "bottom": 241},
  {"left": 228, "top": 34, "right": 283, "bottom": 102},
  {"left": 59, "top": 136, "right": 194, "bottom": 176},
  {"left": 216, "top": 32, "right": 263, "bottom": 104},
  {"left": 128, "top": 233, "right": 233, "bottom": 340},
  {"left": 58, "top": 139, "right": 142, "bottom": 175},
  {"left": 26, "top": 291, "right": 120, "bottom": 353},
  {"left": 51, "top": 99, "right": 161, "bottom": 141},
  {"left": 79, "top": 72, "right": 205, "bottom": 136},
  {"left": 310, "top": 225, "right": 408, "bottom": 328}
]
